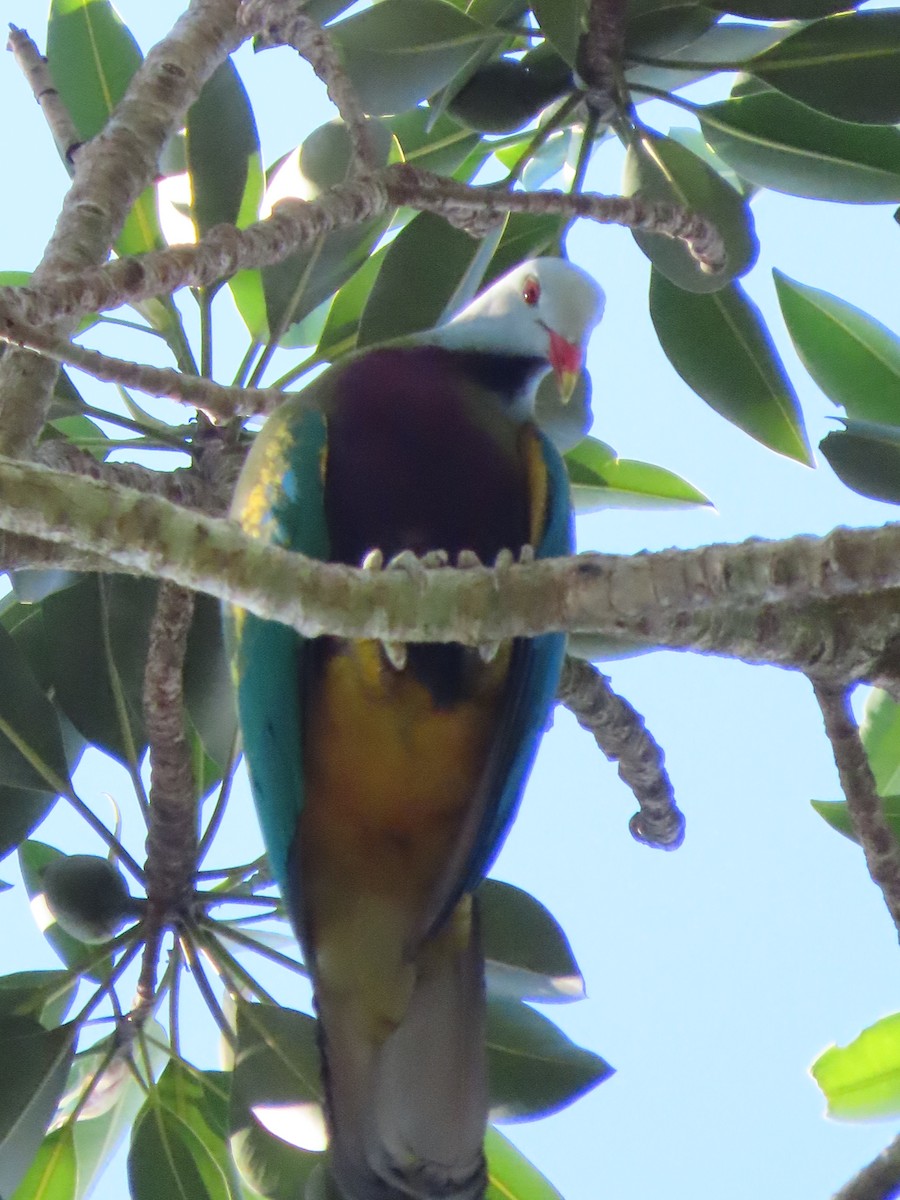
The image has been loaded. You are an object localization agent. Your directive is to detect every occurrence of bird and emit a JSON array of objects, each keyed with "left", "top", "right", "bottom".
[{"left": 226, "top": 256, "right": 605, "bottom": 1200}]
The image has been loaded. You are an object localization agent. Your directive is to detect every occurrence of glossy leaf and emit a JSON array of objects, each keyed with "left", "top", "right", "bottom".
[
  {"left": 153, "top": 1064, "right": 242, "bottom": 1200},
  {"left": 329, "top": 0, "right": 493, "bottom": 115},
  {"left": 479, "top": 879, "right": 584, "bottom": 1003},
  {"left": 0, "top": 1017, "right": 76, "bottom": 1199},
  {"left": 47, "top": 0, "right": 142, "bottom": 142},
  {"left": 487, "top": 998, "right": 613, "bottom": 1121},
  {"left": 566, "top": 436, "right": 712, "bottom": 511},
  {"left": 861, "top": 688, "right": 900, "bottom": 795},
  {"left": 0, "top": 785, "right": 60, "bottom": 864},
  {"left": 0, "top": 622, "right": 70, "bottom": 793},
  {"left": 230, "top": 1001, "right": 323, "bottom": 1197},
  {"left": 700, "top": 92, "right": 900, "bottom": 203},
  {"left": 484, "top": 214, "right": 567, "bottom": 284},
  {"left": 626, "top": 20, "right": 789, "bottom": 95},
  {"left": 811, "top": 797, "right": 900, "bottom": 846},
  {"left": 47, "top": 0, "right": 162, "bottom": 256},
  {"left": 623, "top": 128, "right": 758, "bottom": 291},
  {"left": 0, "top": 971, "right": 76, "bottom": 1029},
  {"left": 18, "top": 841, "right": 115, "bottom": 982},
  {"left": 315, "top": 249, "right": 387, "bottom": 360},
  {"left": 812, "top": 1012, "right": 900, "bottom": 1119},
  {"left": 183, "top": 595, "right": 238, "bottom": 773},
  {"left": 626, "top": 5, "right": 718, "bottom": 58},
  {"left": 42, "top": 575, "right": 158, "bottom": 766},
  {"left": 187, "top": 59, "right": 263, "bottom": 238},
  {"left": 389, "top": 109, "right": 482, "bottom": 176},
  {"left": 775, "top": 271, "right": 900, "bottom": 424},
  {"left": 358, "top": 211, "right": 485, "bottom": 346},
  {"left": 485, "top": 1127, "right": 563, "bottom": 1200},
  {"left": 709, "top": 0, "right": 861, "bottom": 17},
  {"left": 532, "top": 0, "right": 586, "bottom": 65},
  {"left": 129, "top": 1094, "right": 236, "bottom": 1200},
  {"left": 10, "top": 1125, "right": 76, "bottom": 1200},
  {"left": 650, "top": 270, "right": 812, "bottom": 464},
  {"left": 820, "top": 420, "right": 900, "bottom": 505},
  {"left": 749, "top": 12, "right": 900, "bottom": 125}
]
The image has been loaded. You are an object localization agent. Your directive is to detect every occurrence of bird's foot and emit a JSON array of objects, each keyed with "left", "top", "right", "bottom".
[{"left": 360, "top": 547, "right": 453, "bottom": 671}]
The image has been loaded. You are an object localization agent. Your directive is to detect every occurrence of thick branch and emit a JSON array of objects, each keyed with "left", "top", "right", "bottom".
[
  {"left": 833, "top": 1132, "right": 900, "bottom": 1200},
  {"left": 579, "top": 0, "right": 627, "bottom": 115},
  {"left": 3, "top": 459, "right": 900, "bottom": 675},
  {"left": 812, "top": 680, "right": 900, "bottom": 939},
  {"left": 558, "top": 656, "right": 683, "bottom": 848},
  {"left": 0, "top": 0, "right": 244, "bottom": 459}
]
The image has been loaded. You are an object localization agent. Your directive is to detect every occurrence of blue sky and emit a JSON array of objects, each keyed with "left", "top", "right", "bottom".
[{"left": 3, "top": 2, "right": 900, "bottom": 1198}]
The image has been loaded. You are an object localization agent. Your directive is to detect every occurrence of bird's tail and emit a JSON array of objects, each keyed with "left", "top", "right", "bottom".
[{"left": 315, "top": 900, "right": 488, "bottom": 1200}]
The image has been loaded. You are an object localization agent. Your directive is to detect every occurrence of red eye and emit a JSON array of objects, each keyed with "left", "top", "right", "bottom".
[{"left": 522, "top": 277, "right": 540, "bottom": 306}]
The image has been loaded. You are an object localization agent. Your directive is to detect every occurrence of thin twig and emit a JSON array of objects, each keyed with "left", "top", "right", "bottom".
[
  {"left": 558, "top": 656, "right": 684, "bottom": 848},
  {"left": 811, "top": 680, "right": 900, "bottom": 939},
  {"left": 7, "top": 25, "right": 81, "bottom": 166},
  {"left": 832, "top": 1131, "right": 900, "bottom": 1200},
  {"left": 242, "top": 0, "right": 378, "bottom": 171},
  {"left": 1, "top": 322, "right": 283, "bottom": 419}
]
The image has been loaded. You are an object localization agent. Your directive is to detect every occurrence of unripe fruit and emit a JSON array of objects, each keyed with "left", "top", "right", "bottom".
[
  {"left": 42, "top": 854, "right": 141, "bottom": 944},
  {"left": 448, "top": 58, "right": 573, "bottom": 135}
]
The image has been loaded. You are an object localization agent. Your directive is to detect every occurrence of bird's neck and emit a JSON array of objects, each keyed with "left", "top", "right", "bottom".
[{"left": 418, "top": 323, "right": 549, "bottom": 418}]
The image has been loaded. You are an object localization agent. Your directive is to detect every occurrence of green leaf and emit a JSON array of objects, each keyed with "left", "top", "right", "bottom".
[
  {"left": 183, "top": 596, "right": 238, "bottom": 773},
  {"left": 699, "top": 92, "right": 900, "bottom": 203},
  {"left": 47, "top": 0, "right": 163, "bottom": 256},
  {"left": 153, "top": 1065, "right": 242, "bottom": 1200},
  {"left": 812, "top": 1012, "right": 900, "bottom": 1120},
  {"left": 709, "top": 0, "right": 860, "bottom": 16},
  {"left": 42, "top": 575, "right": 158, "bottom": 766},
  {"left": 0, "top": 622, "right": 70, "bottom": 794},
  {"left": 626, "top": 20, "right": 789, "bottom": 95},
  {"left": 12, "top": 1126, "right": 76, "bottom": 1200},
  {"left": 487, "top": 998, "right": 613, "bottom": 1121},
  {"left": 9, "top": 1123, "right": 76, "bottom": 1200},
  {"left": 358, "top": 211, "right": 485, "bottom": 346},
  {"left": 565, "top": 436, "right": 713, "bottom": 511},
  {"left": 47, "top": 0, "right": 142, "bottom": 142},
  {"left": 820, "top": 421, "right": 900, "bottom": 505},
  {"left": 0, "top": 1017, "right": 76, "bottom": 1199},
  {"left": 811, "top": 796, "right": 900, "bottom": 846},
  {"left": 228, "top": 269, "right": 268, "bottom": 343},
  {"left": 479, "top": 879, "right": 584, "bottom": 1003},
  {"left": 531, "top": 0, "right": 586, "bottom": 65},
  {"left": 626, "top": 5, "right": 718, "bottom": 58},
  {"left": 649, "top": 269, "right": 812, "bottom": 464},
  {"left": 0, "top": 787, "right": 60, "bottom": 866},
  {"left": 485, "top": 1126, "right": 563, "bottom": 1200},
  {"left": 261, "top": 122, "right": 394, "bottom": 348},
  {"left": 230, "top": 1001, "right": 323, "bottom": 1198},
  {"left": 485, "top": 214, "right": 567, "bottom": 284},
  {"left": 0, "top": 971, "right": 76, "bottom": 1029},
  {"left": 775, "top": 272, "right": 900, "bottom": 424},
  {"left": 329, "top": 0, "right": 494, "bottom": 115},
  {"left": 623, "top": 128, "right": 758, "bottom": 292},
  {"left": 861, "top": 689, "right": 900, "bottom": 796},
  {"left": 18, "top": 841, "right": 115, "bottom": 982},
  {"left": 749, "top": 11, "right": 900, "bottom": 125},
  {"left": 187, "top": 59, "right": 263, "bottom": 239},
  {"left": 129, "top": 1093, "right": 236, "bottom": 1200},
  {"left": 315, "top": 249, "right": 387, "bottom": 360},
  {"left": 389, "top": 109, "right": 483, "bottom": 176}
]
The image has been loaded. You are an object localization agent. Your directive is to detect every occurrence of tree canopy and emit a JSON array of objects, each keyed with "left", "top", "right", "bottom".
[{"left": 2, "top": 1, "right": 900, "bottom": 1198}]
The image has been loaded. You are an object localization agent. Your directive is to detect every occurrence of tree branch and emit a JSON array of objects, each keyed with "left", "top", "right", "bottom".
[
  {"left": 2, "top": 458, "right": 900, "bottom": 676},
  {"left": 7, "top": 25, "right": 81, "bottom": 166},
  {"left": 811, "top": 680, "right": 900, "bottom": 940},
  {"left": 558, "top": 656, "right": 683, "bottom": 849},
  {"left": 135, "top": 583, "right": 198, "bottom": 1021},
  {"left": 832, "top": 1132, "right": 900, "bottom": 1200},
  {"left": 242, "top": 0, "right": 378, "bottom": 172},
  {"left": 0, "top": 0, "right": 245, "bottom": 459},
  {"left": 579, "top": 0, "right": 628, "bottom": 117}
]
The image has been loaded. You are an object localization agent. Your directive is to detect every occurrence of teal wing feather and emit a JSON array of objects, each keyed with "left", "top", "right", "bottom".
[{"left": 224, "top": 400, "right": 329, "bottom": 905}]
